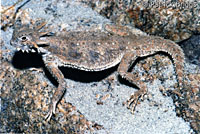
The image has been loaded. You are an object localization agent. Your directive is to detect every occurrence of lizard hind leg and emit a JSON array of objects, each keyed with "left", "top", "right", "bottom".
[{"left": 118, "top": 52, "right": 148, "bottom": 113}]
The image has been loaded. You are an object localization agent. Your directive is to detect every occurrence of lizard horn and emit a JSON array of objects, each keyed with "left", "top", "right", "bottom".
[
  {"left": 35, "top": 21, "right": 47, "bottom": 31},
  {"left": 39, "top": 31, "right": 49, "bottom": 36}
]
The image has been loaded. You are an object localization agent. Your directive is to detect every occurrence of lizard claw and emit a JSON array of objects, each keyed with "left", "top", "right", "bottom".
[
  {"left": 45, "top": 101, "right": 57, "bottom": 121},
  {"left": 125, "top": 89, "right": 147, "bottom": 113}
]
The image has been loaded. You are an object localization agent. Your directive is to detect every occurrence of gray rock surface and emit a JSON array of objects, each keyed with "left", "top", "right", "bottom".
[
  {"left": 179, "top": 35, "right": 200, "bottom": 67},
  {"left": 80, "top": 0, "right": 200, "bottom": 42}
]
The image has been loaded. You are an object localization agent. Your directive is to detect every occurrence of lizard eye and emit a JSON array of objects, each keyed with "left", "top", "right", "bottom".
[{"left": 19, "top": 35, "right": 29, "bottom": 42}]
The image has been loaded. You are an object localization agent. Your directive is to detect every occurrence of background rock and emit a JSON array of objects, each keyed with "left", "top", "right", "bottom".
[
  {"left": 81, "top": 0, "right": 200, "bottom": 42},
  {"left": 179, "top": 35, "right": 200, "bottom": 66}
]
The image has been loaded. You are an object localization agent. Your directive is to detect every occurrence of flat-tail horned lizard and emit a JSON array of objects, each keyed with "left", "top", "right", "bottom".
[{"left": 10, "top": 22, "right": 186, "bottom": 121}]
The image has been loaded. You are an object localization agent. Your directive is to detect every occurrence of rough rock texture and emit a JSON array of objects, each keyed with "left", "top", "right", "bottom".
[
  {"left": 81, "top": 0, "right": 200, "bottom": 42},
  {"left": 0, "top": 0, "right": 200, "bottom": 133},
  {"left": 179, "top": 35, "right": 200, "bottom": 66},
  {"left": 0, "top": 61, "right": 102, "bottom": 133}
]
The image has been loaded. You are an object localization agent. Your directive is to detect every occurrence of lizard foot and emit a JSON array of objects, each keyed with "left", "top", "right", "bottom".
[
  {"left": 45, "top": 101, "right": 57, "bottom": 121},
  {"left": 125, "top": 89, "right": 147, "bottom": 113}
]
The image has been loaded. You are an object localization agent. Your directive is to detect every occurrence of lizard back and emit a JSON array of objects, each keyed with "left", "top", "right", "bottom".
[{"left": 43, "top": 31, "right": 127, "bottom": 71}]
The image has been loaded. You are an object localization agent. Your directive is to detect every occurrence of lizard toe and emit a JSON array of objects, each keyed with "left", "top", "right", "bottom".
[
  {"left": 45, "top": 101, "right": 57, "bottom": 121},
  {"left": 125, "top": 89, "right": 147, "bottom": 114}
]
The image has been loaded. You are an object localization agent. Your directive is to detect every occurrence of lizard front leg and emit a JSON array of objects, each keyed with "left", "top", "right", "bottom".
[
  {"left": 43, "top": 56, "right": 66, "bottom": 121},
  {"left": 118, "top": 52, "right": 148, "bottom": 113}
]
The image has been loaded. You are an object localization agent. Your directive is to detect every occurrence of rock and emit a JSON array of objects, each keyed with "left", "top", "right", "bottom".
[
  {"left": 179, "top": 35, "right": 200, "bottom": 66},
  {"left": 81, "top": 0, "right": 200, "bottom": 42}
]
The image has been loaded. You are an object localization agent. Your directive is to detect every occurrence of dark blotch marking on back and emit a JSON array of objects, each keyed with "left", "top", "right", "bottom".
[
  {"left": 62, "top": 47, "right": 66, "bottom": 51},
  {"left": 89, "top": 50, "right": 99, "bottom": 63},
  {"left": 68, "top": 49, "right": 82, "bottom": 59},
  {"left": 91, "top": 42, "right": 97, "bottom": 47},
  {"left": 69, "top": 42, "right": 78, "bottom": 48},
  {"left": 119, "top": 45, "right": 126, "bottom": 51}
]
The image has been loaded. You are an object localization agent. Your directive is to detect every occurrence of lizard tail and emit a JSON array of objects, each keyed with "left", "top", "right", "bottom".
[{"left": 151, "top": 36, "right": 186, "bottom": 90}]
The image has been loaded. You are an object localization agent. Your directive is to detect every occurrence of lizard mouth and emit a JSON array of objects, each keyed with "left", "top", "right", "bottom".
[
  {"left": 15, "top": 40, "right": 46, "bottom": 53},
  {"left": 15, "top": 39, "right": 49, "bottom": 54}
]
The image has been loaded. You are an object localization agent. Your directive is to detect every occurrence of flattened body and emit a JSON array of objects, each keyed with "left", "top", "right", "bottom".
[
  {"left": 42, "top": 29, "right": 184, "bottom": 75},
  {"left": 44, "top": 31, "right": 127, "bottom": 71}
]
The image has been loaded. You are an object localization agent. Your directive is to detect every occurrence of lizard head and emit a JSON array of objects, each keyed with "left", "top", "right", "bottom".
[{"left": 10, "top": 22, "right": 50, "bottom": 53}]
